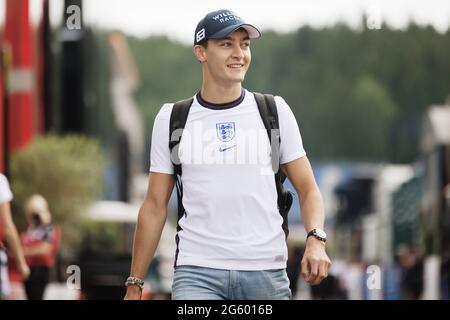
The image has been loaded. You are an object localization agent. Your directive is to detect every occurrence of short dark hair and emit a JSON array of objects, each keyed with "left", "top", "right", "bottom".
[
  {"left": 198, "top": 40, "right": 208, "bottom": 48},
  {"left": 234, "top": 27, "right": 249, "bottom": 36}
]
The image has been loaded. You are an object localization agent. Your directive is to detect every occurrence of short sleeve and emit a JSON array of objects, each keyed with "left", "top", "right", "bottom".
[
  {"left": 275, "top": 96, "right": 307, "bottom": 164},
  {"left": 149, "top": 104, "right": 175, "bottom": 174},
  {"left": 0, "top": 174, "right": 13, "bottom": 204}
]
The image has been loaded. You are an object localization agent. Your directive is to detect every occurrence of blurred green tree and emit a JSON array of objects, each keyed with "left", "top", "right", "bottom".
[
  {"left": 9, "top": 134, "right": 105, "bottom": 247},
  {"left": 126, "top": 23, "right": 450, "bottom": 163}
]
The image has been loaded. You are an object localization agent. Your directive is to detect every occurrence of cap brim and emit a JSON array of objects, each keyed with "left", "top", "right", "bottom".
[{"left": 209, "top": 23, "right": 261, "bottom": 40}]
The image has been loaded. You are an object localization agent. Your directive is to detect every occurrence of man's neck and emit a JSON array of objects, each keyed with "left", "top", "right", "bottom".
[{"left": 200, "top": 83, "right": 242, "bottom": 104}]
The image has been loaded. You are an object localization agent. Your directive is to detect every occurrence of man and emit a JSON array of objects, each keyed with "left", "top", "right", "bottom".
[
  {"left": 125, "top": 9, "right": 331, "bottom": 300},
  {"left": 0, "top": 173, "right": 30, "bottom": 299}
]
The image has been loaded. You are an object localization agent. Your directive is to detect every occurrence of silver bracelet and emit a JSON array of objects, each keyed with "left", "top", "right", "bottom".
[{"left": 125, "top": 276, "right": 144, "bottom": 290}]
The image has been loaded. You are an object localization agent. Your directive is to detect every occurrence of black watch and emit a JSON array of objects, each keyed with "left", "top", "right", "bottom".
[{"left": 307, "top": 228, "right": 327, "bottom": 243}]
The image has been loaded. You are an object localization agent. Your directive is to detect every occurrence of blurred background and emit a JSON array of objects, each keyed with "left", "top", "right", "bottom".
[{"left": 0, "top": 0, "right": 449, "bottom": 300}]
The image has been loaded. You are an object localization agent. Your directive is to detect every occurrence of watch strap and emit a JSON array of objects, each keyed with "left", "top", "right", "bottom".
[{"left": 307, "top": 229, "right": 327, "bottom": 242}]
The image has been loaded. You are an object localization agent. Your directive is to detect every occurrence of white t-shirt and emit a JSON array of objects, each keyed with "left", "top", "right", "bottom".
[
  {"left": 150, "top": 89, "right": 306, "bottom": 270},
  {"left": 0, "top": 174, "right": 13, "bottom": 204}
]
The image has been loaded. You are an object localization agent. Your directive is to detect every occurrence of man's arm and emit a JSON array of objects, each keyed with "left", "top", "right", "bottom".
[
  {"left": 282, "top": 156, "right": 331, "bottom": 285},
  {"left": 0, "top": 202, "right": 30, "bottom": 280},
  {"left": 124, "top": 172, "right": 175, "bottom": 300}
]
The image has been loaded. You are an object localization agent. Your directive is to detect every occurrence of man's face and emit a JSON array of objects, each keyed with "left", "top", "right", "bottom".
[{"left": 199, "top": 29, "right": 251, "bottom": 85}]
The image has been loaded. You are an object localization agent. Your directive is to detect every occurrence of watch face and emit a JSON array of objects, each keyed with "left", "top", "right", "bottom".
[{"left": 315, "top": 229, "right": 326, "bottom": 239}]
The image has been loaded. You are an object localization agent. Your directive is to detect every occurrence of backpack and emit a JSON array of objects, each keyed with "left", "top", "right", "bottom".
[{"left": 169, "top": 92, "right": 293, "bottom": 238}]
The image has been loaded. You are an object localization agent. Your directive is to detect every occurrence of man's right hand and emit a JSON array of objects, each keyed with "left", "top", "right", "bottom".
[{"left": 124, "top": 285, "right": 142, "bottom": 300}]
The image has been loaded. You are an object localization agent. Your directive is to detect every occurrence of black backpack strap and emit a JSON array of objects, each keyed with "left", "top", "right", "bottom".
[
  {"left": 169, "top": 97, "right": 194, "bottom": 176},
  {"left": 254, "top": 92, "right": 292, "bottom": 239},
  {"left": 169, "top": 97, "right": 194, "bottom": 233},
  {"left": 253, "top": 92, "right": 281, "bottom": 175}
]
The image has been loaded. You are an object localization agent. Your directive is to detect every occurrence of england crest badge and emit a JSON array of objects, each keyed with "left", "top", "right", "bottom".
[{"left": 216, "top": 122, "right": 235, "bottom": 142}]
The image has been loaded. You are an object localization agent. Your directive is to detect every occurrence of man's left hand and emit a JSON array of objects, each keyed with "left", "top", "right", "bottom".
[{"left": 301, "top": 237, "right": 331, "bottom": 285}]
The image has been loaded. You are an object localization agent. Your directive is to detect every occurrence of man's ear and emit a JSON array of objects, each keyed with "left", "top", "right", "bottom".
[{"left": 193, "top": 45, "right": 206, "bottom": 63}]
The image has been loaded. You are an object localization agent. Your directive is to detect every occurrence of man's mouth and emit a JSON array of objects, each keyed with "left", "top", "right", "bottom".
[{"left": 227, "top": 63, "right": 244, "bottom": 69}]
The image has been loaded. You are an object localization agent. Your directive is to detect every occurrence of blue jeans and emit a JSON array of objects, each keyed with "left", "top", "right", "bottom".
[{"left": 172, "top": 265, "right": 292, "bottom": 300}]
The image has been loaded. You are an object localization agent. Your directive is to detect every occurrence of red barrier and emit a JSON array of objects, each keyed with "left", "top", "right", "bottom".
[{"left": 4, "top": 0, "right": 34, "bottom": 153}]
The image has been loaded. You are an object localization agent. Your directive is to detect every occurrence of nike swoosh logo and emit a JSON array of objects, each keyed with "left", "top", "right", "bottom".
[{"left": 219, "top": 145, "right": 236, "bottom": 152}]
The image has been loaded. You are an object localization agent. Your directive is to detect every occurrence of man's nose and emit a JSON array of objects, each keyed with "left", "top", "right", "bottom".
[{"left": 231, "top": 44, "right": 244, "bottom": 59}]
